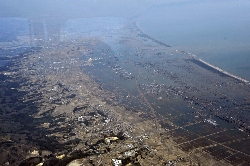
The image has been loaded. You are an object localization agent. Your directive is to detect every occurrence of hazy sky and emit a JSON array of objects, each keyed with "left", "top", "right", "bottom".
[{"left": 0, "top": 0, "right": 169, "bottom": 18}]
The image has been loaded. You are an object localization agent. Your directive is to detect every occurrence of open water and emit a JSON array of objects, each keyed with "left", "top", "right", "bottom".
[{"left": 137, "top": 0, "right": 250, "bottom": 80}]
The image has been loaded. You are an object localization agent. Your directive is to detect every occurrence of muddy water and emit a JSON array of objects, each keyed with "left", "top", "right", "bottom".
[
  {"left": 0, "top": 15, "right": 249, "bottom": 164},
  {"left": 75, "top": 20, "right": 250, "bottom": 164}
]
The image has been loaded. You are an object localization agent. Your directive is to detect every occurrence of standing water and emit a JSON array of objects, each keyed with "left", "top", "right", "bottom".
[{"left": 137, "top": 0, "right": 250, "bottom": 80}]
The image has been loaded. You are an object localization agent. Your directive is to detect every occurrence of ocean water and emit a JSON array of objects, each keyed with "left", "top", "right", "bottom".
[{"left": 137, "top": 0, "right": 250, "bottom": 80}]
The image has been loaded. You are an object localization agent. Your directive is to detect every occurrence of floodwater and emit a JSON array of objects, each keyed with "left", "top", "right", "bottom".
[
  {"left": 137, "top": 0, "right": 250, "bottom": 80},
  {"left": 1, "top": 1, "right": 250, "bottom": 164},
  {"left": 60, "top": 17, "right": 250, "bottom": 164}
]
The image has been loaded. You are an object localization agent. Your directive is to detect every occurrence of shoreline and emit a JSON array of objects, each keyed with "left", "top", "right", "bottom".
[
  {"left": 1, "top": 20, "right": 249, "bottom": 165},
  {"left": 134, "top": 21, "right": 249, "bottom": 85},
  {"left": 135, "top": 21, "right": 172, "bottom": 47},
  {"left": 194, "top": 58, "right": 249, "bottom": 84}
]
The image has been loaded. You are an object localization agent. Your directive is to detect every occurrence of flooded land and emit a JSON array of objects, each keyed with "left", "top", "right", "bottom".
[{"left": 0, "top": 19, "right": 250, "bottom": 166}]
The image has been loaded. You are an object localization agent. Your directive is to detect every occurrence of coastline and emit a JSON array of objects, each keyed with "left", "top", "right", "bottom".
[
  {"left": 197, "top": 58, "right": 249, "bottom": 84},
  {"left": 135, "top": 21, "right": 249, "bottom": 85},
  {"left": 135, "top": 21, "right": 172, "bottom": 47},
  {"left": 1, "top": 19, "right": 250, "bottom": 165},
  {"left": 188, "top": 57, "right": 250, "bottom": 84}
]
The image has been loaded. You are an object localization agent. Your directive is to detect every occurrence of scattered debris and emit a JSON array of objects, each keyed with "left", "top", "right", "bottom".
[{"left": 112, "top": 159, "right": 122, "bottom": 166}]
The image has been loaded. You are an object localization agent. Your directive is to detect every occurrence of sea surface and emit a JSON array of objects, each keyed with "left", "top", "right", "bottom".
[{"left": 137, "top": 0, "right": 250, "bottom": 80}]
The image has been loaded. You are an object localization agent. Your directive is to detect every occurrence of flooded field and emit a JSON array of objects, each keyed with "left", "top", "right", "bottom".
[
  {"left": 77, "top": 20, "right": 250, "bottom": 165},
  {"left": 0, "top": 17, "right": 250, "bottom": 165}
]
